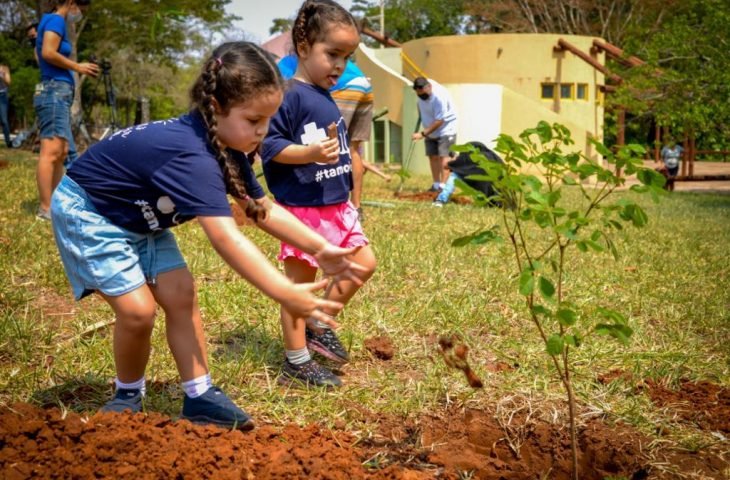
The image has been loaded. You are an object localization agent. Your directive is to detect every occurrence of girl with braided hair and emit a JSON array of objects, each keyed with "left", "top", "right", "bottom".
[
  {"left": 49, "top": 41, "right": 367, "bottom": 429},
  {"left": 262, "top": 0, "right": 377, "bottom": 388}
]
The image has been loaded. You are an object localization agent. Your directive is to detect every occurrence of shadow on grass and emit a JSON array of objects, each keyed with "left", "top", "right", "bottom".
[
  {"left": 209, "top": 323, "right": 283, "bottom": 367},
  {"left": 30, "top": 376, "right": 181, "bottom": 416}
]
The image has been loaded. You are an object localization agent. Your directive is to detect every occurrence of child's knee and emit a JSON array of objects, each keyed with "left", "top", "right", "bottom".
[
  {"left": 357, "top": 247, "right": 377, "bottom": 281},
  {"left": 118, "top": 306, "right": 157, "bottom": 335}
]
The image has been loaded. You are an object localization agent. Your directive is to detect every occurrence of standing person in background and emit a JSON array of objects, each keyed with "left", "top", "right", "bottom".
[
  {"left": 0, "top": 64, "right": 12, "bottom": 148},
  {"left": 410, "top": 76, "right": 458, "bottom": 192},
  {"left": 277, "top": 55, "right": 388, "bottom": 220},
  {"left": 50, "top": 41, "right": 366, "bottom": 429},
  {"left": 34, "top": 0, "right": 99, "bottom": 220},
  {"left": 262, "top": 0, "right": 377, "bottom": 388},
  {"left": 660, "top": 138, "right": 683, "bottom": 192}
]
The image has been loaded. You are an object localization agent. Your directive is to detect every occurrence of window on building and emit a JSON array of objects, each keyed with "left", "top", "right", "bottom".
[
  {"left": 541, "top": 83, "right": 556, "bottom": 99},
  {"left": 576, "top": 83, "right": 588, "bottom": 100},
  {"left": 560, "top": 83, "right": 574, "bottom": 99}
]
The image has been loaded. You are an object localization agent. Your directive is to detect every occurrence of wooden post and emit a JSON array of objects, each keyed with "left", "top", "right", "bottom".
[
  {"left": 616, "top": 108, "right": 625, "bottom": 175},
  {"left": 689, "top": 130, "right": 697, "bottom": 176},
  {"left": 682, "top": 134, "right": 689, "bottom": 177},
  {"left": 654, "top": 124, "right": 661, "bottom": 163}
]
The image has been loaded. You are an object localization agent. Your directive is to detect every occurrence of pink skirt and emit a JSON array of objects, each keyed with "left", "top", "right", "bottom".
[{"left": 278, "top": 201, "right": 369, "bottom": 268}]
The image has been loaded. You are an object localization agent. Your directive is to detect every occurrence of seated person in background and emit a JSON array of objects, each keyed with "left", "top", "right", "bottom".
[{"left": 433, "top": 141, "right": 503, "bottom": 207}]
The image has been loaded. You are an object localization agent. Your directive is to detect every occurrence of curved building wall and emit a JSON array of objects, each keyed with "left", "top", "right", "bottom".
[{"left": 401, "top": 34, "right": 605, "bottom": 142}]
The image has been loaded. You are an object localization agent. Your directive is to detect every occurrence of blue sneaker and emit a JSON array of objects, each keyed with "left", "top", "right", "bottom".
[
  {"left": 101, "top": 388, "right": 143, "bottom": 414},
  {"left": 181, "top": 386, "right": 254, "bottom": 431}
]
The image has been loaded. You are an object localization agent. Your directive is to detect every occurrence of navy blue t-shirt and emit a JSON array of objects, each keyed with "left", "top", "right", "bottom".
[
  {"left": 261, "top": 80, "right": 352, "bottom": 207},
  {"left": 67, "top": 112, "right": 265, "bottom": 233},
  {"left": 36, "top": 13, "right": 74, "bottom": 85}
]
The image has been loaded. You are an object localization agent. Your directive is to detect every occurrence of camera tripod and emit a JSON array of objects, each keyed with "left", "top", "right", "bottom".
[{"left": 75, "top": 57, "right": 119, "bottom": 147}]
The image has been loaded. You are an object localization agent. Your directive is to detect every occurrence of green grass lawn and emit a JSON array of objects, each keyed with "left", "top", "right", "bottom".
[{"left": 1, "top": 147, "right": 728, "bottom": 452}]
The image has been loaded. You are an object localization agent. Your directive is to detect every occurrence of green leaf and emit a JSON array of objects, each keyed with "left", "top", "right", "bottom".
[
  {"left": 546, "top": 334, "right": 564, "bottom": 356},
  {"left": 531, "top": 305, "right": 552, "bottom": 317},
  {"left": 538, "top": 276, "right": 555, "bottom": 299},
  {"left": 556, "top": 308, "right": 578, "bottom": 326},
  {"left": 595, "top": 323, "right": 633, "bottom": 346},
  {"left": 596, "top": 307, "right": 627, "bottom": 324},
  {"left": 451, "top": 227, "right": 501, "bottom": 247},
  {"left": 536, "top": 121, "right": 553, "bottom": 143},
  {"left": 519, "top": 269, "right": 535, "bottom": 295}
]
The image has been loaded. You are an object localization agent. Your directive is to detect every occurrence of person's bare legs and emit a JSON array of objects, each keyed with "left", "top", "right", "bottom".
[
  {"left": 350, "top": 140, "right": 365, "bottom": 209},
  {"left": 428, "top": 154, "right": 442, "bottom": 186},
  {"left": 320, "top": 245, "right": 376, "bottom": 311},
  {"left": 151, "top": 268, "right": 209, "bottom": 382},
  {"left": 439, "top": 155, "right": 450, "bottom": 183},
  {"left": 281, "top": 246, "right": 377, "bottom": 345},
  {"left": 36, "top": 136, "right": 68, "bottom": 212},
  {"left": 362, "top": 160, "right": 391, "bottom": 181},
  {"left": 281, "top": 258, "right": 318, "bottom": 350},
  {"left": 101, "top": 285, "right": 158, "bottom": 383}
]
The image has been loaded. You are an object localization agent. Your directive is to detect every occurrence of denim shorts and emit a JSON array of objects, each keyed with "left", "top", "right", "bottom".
[
  {"left": 34, "top": 80, "right": 74, "bottom": 143},
  {"left": 51, "top": 176, "right": 187, "bottom": 300}
]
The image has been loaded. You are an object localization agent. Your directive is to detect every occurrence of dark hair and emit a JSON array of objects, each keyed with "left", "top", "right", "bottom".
[
  {"left": 46, "top": 0, "right": 91, "bottom": 11},
  {"left": 292, "top": 0, "right": 358, "bottom": 57},
  {"left": 190, "top": 41, "right": 283, "bottom": 223}
]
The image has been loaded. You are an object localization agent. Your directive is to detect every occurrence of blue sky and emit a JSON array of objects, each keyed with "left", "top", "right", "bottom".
[{"left": 226, "top": 0, "right": 355, "bottom": 43}]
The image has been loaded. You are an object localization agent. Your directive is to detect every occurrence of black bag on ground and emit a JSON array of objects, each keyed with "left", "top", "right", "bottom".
[{"left": 448, "top": 141, "right": 504, "bottom": 203}]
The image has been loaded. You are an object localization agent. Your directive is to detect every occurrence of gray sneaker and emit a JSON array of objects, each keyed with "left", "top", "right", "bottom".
[
  {"left": 36, "top": 208, "right": 51, "bottom": 221},
  {"left": 278, "top": 359, "right": 342, "bottom": 388}
]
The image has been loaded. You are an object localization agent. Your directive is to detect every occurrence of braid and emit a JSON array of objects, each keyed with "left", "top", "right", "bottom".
[{"left": 198, "top": 57, "right": 268, "bottom": 223}]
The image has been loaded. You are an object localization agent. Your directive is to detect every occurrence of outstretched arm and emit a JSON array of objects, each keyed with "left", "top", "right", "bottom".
[
  {"left": 197, "top": 215, "right": 343, "bottom": 322},
  {"left": 237, "top": 198, "right": 367, "bottom": 283}
]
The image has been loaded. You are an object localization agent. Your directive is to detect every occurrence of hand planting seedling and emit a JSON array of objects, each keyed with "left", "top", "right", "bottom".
[{"left": 438, "top": 335, "right": 483, "bottom": 388}]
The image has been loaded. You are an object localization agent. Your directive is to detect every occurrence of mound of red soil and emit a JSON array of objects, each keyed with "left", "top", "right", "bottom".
[
  {"left": 364, "top": 336, "right": 395, "bottom": 360},
  {"left": 0, "top": 403, "right": 420, "bottom": 479},
  {"left": 641, "top": 379, "right": 730, "bottom": 433},
  {"left": 1, "top": 402, "right": 726, "bottom": 479}
]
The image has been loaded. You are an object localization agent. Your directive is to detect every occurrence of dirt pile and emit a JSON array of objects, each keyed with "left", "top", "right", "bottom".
[
  {"left": 1, "top": 401, "right": 727, "bottom": 479},
  {"left": 0, "top": 403, "right": 421, "bottom": 479}
]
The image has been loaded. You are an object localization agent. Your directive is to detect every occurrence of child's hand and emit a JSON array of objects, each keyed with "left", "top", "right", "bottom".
[
  {"left": 281, "top": 278, "right": 344, "bottom": 322},
  {"left": 310, "top": 137, "right": 340, "bottom": 164},
  {"left": 313, "top": 244, "right": 368, "bottom": 285}
]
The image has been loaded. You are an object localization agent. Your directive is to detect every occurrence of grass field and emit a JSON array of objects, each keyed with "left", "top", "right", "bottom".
[{"left": 0, "top": 147, "right": 728, "bottom": 466}]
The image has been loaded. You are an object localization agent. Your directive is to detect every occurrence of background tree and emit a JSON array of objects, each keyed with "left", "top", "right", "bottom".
[
  {"left": 0, "top": 0, "right": 238, "bottom": 132},
  {"left": 352, "top": 0, "right": 471, "bottom": 45},
  {"left": 610, "top": 0, "right": 730, "bottom": 151}
]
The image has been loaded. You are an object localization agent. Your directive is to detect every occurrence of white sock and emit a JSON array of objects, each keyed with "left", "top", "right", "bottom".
[
  {"left": 181, "top": 373, "right": 212, "bottom": 399},
  {"left": 285, "top": 347, "right": 311, "bottom": 365},
  {"left": 115, "top": 376, "right": 146, "bottom": 396}
]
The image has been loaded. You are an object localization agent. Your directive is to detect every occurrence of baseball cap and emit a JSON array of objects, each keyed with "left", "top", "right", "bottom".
[{"left": 412, "top": 77, "right": 429, "bottom": 89}]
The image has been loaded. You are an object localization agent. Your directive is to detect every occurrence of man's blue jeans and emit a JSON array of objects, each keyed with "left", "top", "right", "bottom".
[{"left": 0, "top": 90, "right": 11, "bottom": 147}]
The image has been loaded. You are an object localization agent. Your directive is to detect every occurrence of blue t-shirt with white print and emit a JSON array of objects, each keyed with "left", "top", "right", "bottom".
[
  {"left": 67, "top": 111, "right": 265, "bottom": 234},
  {"left": 261, "top": 79, "right": 352, "bottom": 207}
]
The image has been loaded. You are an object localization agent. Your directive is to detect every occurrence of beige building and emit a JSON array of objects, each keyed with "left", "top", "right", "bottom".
[{"left": 355, "top": 34, "right": 606, "bottom": 175}]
